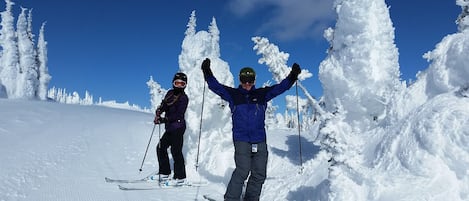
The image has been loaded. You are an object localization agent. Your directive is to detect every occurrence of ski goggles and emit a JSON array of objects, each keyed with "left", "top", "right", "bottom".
[
  {"left": 240, "top": 75, "right": 255, "bottom": 84},
  {"left": 173, "top": 79, "right": 187, "bottom": 88}
]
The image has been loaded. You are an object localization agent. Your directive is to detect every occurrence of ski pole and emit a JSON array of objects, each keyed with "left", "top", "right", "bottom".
[
  {"left": 195, "top": 81, "right": 206, "bottom": 171},
  {"left": 158, "top": 123, "right": 161, "bottom": 185},
  {"left": 295, "top": 81, "right": 304, "bottom": 174},
  {"left": 139, "top": 124, "right": 157, "bottom": 172}
]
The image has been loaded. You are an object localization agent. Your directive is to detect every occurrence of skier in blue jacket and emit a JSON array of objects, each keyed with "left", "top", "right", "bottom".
[{"left": 201, "top": 58, "right": 301, "bottom": 201}]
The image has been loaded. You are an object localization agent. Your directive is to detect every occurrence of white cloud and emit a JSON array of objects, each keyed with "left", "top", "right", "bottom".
[{"left": 228, "top": 0, "right": 335, "bottom": 41}]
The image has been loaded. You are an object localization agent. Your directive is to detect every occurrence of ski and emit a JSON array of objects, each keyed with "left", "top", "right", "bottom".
[
  {"left": 203, "top": 193, "right": 224, "bottom": 201},
  {"left": 118, "top": 181, "right": 208, "bottom": 190},
  {"left": 104, "top": 177, "right": 149, "bottom": 183}
]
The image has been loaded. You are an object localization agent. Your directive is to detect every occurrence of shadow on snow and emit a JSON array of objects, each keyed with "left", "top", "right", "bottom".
[
  {"left": 270, "top": 135, "right": 320, "bottom": 165},
  {"left": 287, "top": 179, "right": 330, "bottom": 201}
]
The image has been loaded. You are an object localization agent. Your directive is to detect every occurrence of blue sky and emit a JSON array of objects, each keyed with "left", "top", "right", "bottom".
[{"left": 12, "top": 0, "right": 461, "bottom": 109}]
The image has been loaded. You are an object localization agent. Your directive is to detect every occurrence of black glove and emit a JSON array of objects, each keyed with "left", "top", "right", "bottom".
[
  {"left": 155, "top": 109, "right": 162, "bottom": 117},
  {"left": 153, "top": 116, "right": 161, "bottom": 124},
  {"left": 153, "top": 116, "right": 167, "bottom": 124},
  {"left": 201, "top": 58, "right": 213, "bottom": 78},
  {"left": 287, "top": 63, "right": 301, "bottom": 81},
  {"left": 158, "top": 117, "right": 167, "bottom": 124}
]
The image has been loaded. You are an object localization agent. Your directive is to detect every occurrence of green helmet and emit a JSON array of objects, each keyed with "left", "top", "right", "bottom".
[{"left": 239, "top": 67, "right": 256, "bottom": 77}]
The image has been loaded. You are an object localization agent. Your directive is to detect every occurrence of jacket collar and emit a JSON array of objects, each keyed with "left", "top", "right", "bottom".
[{"left": 237, "top": 84, "right": 256, "bottom": 93}]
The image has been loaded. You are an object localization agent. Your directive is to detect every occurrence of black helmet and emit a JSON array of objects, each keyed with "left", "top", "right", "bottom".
[
  {"left": 172, "top": 72, "right": 187, "bottom": 89},
  {"left": 173, "top": 72, "right": 187, "bottom": 82}
]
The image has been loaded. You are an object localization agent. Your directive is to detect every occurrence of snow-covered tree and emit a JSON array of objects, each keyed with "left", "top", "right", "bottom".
[
  {"left": 314, "top": 0, "right": 404, "bottom": 199},
  {"left": 251, "top": 36, "right": 324, "bottom": 126},
  {"left": 319, "top": 0, "right": 403, "bottom": 129},
  {"left": 146, "top": 75, "right": 166, "bottom": 112},
  {"left": 285, "top": 94, "right": 314, "bottom": 130},
  {"left": 208, "top": 17, "right": 220, "bottom": 58},
  {"left": 81, "top": 90, "right": 93, "bottom": 105},
  {"left": 264, "top": 100, "right": 278, "bottom": 130},
  {"left": 423, "top": 0, "right": 469, "bottom": 96},
  {"left": 177, "top": 11, "right": 234, "bottom": 176},
  {"left": 457, "top": 0, "right": 469, "bottom": 31},
  {"left": 16, "top": 7, "right": 38, "bottom": 98},
  {"left": 184, "top": 10, "right": 196, "bottom": 37},
  {"left": 389, "top": 4, "right": 469, "bottom": 121},
  {"left": 37, "top": 22, "right": 51, "bottom": 100},
  {"left": 0, "top": 1, "right": 50, "bottom": 100},
  {"left": 0, "top": 0, "right": 19, "bottom": 98}
]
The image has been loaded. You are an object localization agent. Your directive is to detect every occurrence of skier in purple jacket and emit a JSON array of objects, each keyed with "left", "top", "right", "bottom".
[{"left": 153, "top": 72, "right": 188, "bottom": 182}]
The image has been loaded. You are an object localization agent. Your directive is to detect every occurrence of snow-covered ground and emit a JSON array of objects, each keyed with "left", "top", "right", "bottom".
[
  {"left": 0, "top": 99, "right": 330, "bottom": 201},
  {"left": 1, "top": 90, "right": 469, "bottom": 201}
]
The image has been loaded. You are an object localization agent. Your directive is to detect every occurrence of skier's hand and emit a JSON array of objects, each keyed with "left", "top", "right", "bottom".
[
  {"left": 153, "top": 116, "right": 162, "bottom": 124},
  {"left": 158, "top": 117, "right": 167, "bottom": 124},
  {"left": 154, "top": 116, "right": 167, "bottom": 124},
  {"left": 201, "top": 58, "right": 213, "bottom": 78},
  {"left": 288, "top": 63, "right": 301, "bottom": 81},
  {"left": 201, "top": 58, "right": 211, "bottom": 70}
]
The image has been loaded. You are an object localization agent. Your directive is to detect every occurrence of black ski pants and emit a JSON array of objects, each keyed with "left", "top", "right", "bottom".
[
  {"left": 156, "top": 127, "right": 186, "bottom": 179},
  {"left": 225, "top": 141, "right": 268, "bottom": 201}
]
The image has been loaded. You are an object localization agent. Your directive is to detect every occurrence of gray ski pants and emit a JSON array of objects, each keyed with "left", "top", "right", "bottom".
[{"left": 224, "top": 141, "right": 268, "bottom": 201}]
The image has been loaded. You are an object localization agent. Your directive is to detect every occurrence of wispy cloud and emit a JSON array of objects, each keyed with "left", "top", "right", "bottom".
[{"left": 228, "top": 0, "right": 335, "bottom": 41}]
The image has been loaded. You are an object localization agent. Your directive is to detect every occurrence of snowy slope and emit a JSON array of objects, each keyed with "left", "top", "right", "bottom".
[
  {"left": 0, "top": 99, "right": 329, "bottom": 201},
  {"left": 2, "top": 92, "right": 468, "bottom": 201}
]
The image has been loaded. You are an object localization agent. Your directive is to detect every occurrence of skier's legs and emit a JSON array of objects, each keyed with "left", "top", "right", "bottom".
[
  {"left": 157, "top": 132, "right": 171, "bottom": 175},
  {"left": 225, "top": 141, "right": 251, "bottom": 201},
  {"left": 244, "top": 142, "right": 268, "bottom": 201},
  {"left": 170, "top": 127, "right": 186, "bottom": 179}
]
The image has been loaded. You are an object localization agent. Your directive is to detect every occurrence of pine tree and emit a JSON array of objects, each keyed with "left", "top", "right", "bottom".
[
  {"left": 184, "top": 10, "right": 196, "bottom": 37},
  {"left": 208, "top": 17, "right": 220, "bottom": 58},
  {"left": 37, "top": 22, "right": 51, "bottom": 100},
  {"left": 146, "top": 76, "right": 166, "bottom": 112},
  {"left": 319, "top": 0, "right": 402, "bottom": 128},
  {"left": 316, "top": 0, "right": 404, "bottom": 199},
  {"left": 0, "top": 0, "right": 19, "bottom": 98},
  {"left": 16, "top": 7, "right": 38, "bottom": 98},
  {"left": 457, "top": 0, "right": 469, "bottom": 31},
  {"left": 252, "top": 36, "right": 324, "bottom": 125}
]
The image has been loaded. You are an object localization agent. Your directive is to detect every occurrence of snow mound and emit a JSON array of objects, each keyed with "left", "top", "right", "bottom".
[{"left": 374, "top": 93, "right": 469, "bottom": 201}]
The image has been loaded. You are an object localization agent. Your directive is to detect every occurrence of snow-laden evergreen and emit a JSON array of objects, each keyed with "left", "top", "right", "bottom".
[
  {"left": 16, "top": 7, "right": 38, "bottom": 98},
  {"left": 252, "top": 36, "right": 322, "bottom": 129},
  {"left": 0, "top": 0, "right": 50, "bottom": 100},
  {"left": 311, "top": 0, "right": 469, "bottom": 200},
  {"left": 319, "top": 0, "right": 403, "bottom": 129},
  {"left": 0, "top": 0, "right": 19, "bottom": 98},
  {"left": 457, "top": 0, "right": 469, "bottom": 31},
  {"left": 146, "top": 75, "right": 166, "bottom": 112},
  {"left": 177, "top": 10, "right": 236, "bottom": 179},
  {"left": 36, "top": 22, "right": 51, "bottom": 100}
]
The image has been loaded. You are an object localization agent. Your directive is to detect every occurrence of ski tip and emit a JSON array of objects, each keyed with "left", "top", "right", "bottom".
[
  {"left": 203, "top": 193, "right": 223, "bottom": 201},
  {"left": 118, "top": 185, "right": 131, "bottom": 190}
]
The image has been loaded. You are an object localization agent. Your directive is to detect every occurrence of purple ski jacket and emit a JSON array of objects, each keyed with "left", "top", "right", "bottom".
[{"left": 157, "top": 89, "right": 188, "bottom": 131}]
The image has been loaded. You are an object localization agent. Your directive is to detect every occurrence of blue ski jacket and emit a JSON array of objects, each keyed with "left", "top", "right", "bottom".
[{"left": 205, "top": 75, "right": 295, "bottom": 143}]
